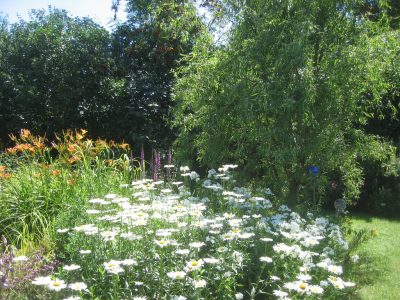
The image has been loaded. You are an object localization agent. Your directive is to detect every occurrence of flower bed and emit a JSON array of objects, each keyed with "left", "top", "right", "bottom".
[{"left": 23, "top": 165, "right": 357, "bottom": 299}]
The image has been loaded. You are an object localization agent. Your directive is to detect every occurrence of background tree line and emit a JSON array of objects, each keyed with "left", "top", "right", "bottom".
[
  {"left": 0, "top": 0, "right": 399, "bottom": 213},
  {"left": 0, "top": 1, "right": 204, "bottom": 153}
]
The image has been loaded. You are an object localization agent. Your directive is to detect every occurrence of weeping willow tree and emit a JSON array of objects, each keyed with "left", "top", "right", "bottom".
[{"left": 173, "top": 0, "right": 399, "bottom": 206}]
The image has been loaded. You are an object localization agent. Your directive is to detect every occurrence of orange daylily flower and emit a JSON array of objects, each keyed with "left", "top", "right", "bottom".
[
  {"left": 119, "top": 142, "right": 130, "bottom": 150},
  {"left": 68, "top": 156, "right": 81, "bottom": 164},
  {"left": 21, "top": 129, "right": 31, "bottom": 138},
  {"left": 0, "top": 173, "right": 12, "bottom": 179},
  {"left": 6, "top": 147, "right": 17, "bottom": 154},
  {"left": 67, "top": 144, "right": 77, "bottom": 153},
  {"left": 96, "top": 139, "right": 107, "bottom": 147},
  {"left": 28, "top": 146, "right": 35, "bottom": 153},
  {"left": 52, "top": 169, "right": 61, "bottom": 176},
  {"left": 85, "top": 139, "right": 93, "bottom": 147},
  {"left": 34, "top": 140, "right": 44, "bottom": 149},
  {"left": 67, "top": 178, "right": 76, "bottom": 185}
]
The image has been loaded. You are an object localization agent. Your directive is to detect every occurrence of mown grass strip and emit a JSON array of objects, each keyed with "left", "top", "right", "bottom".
[{"left": 350, "top": 213, "right": 400, "bottom": 300}]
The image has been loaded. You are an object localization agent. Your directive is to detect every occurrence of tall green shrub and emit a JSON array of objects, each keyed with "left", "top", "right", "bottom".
[
  {"left": 109, "top": 0, "right": 206, "bottom": 150},
  {"left": 0, "top": 9, "right": 114, "bottom": 142},
  {"left": 173, "top": 0, "right": 399, "bottom": 206}
]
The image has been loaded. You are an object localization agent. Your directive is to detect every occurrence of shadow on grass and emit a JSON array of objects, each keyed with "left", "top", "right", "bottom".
[
  {"left": 352, "top": 255, "right": 385, "bottom": 283},
  {"left": 345, "top": 249, "right": 387, "bottom": 300},
  {"left": 345, "top": 212, "right": 400, "bottom": 299},
  {"left": 348, "top": 210, "right": 400, "bottom": 223}
]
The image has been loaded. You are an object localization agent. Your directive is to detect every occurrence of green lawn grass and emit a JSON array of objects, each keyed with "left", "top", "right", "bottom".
[{"left": 350, "top": 212, "right": 400, "bottom": 300}]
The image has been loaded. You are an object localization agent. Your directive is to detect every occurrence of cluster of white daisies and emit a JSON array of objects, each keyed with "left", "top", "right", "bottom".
[{"left": 28, "top": 165, "right": 356, "bottom": 299}]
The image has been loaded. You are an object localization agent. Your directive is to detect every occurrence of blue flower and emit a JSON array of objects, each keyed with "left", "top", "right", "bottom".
[
  {"left": 312, "top": 166, "right": 319, "bottom": 174},
  {"left": 306, "top": 165, "right": 319, "bottom": 174}
]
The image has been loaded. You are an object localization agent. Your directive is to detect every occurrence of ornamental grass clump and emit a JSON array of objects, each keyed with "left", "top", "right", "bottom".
[{"left": 29, "top": 165, "right": 360, "bottom": 299}]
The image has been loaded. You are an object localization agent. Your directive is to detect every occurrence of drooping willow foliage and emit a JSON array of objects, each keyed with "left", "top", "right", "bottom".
[{"left": 173, "top": 0, "right": 400, "bottom": 206}]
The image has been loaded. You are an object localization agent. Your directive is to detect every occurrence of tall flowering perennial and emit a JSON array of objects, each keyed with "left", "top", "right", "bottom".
[
  {"left": 6, "top": 129, "right": 131, "bottom": 168},
  {"left": 0, "top": 165, "right": 12, "bottom": 179},
  {"left": 140, "top": 145, "right": 145, "bottom": 178},
  {"left": 166, "top": 148, "right": 173, "bottom": 178},
  {"left": 28, "top": 164, "right": 360, "bottom": 299},
  {"left": 152, "top": 150, "right": 161, "bottom": 181},
  {"left": 0, "top": 129, "right": 136, "bottom": 259}
]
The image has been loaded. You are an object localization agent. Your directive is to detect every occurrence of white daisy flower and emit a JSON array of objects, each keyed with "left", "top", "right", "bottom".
[
  {"left": 103, "top": 260, "right": 124, "bottom": 274},
  {"left": 48, "top": 278, "right": 67, "bottom": 291},
  {"left": 260, "top": 256, "right": 273, "bottom": 263},
  {"left": 167, "top": 271, "right": 186, "bottom": 280},
  {"left": 272, "top": 290, "right": 288, "bottom": 298},
  {"left": 327, "top": 265, "right": 343, "bottom": 275},
  {"left": 296, "top": 273, "right": 312, "bottom": 281},
  {"left": 171, "top": 296, "right": 187, "bottom": 300},
  {"left": 175, "top": 249, "right": 190, "bottom": 255},
  {"left": 204, "top": 257, "right": 220, "bottom": 264},
  {"left": 68, "top": 282, "right": 88, "bottom": 291},
  {"left": 32, "top": 276, "right": 52, "bottom": 286},
  {"left": 121, "top": 259, "right": 137, "bottom": 266},
  {"left": 193, "top": 279, "right": 207, "bottom": 288},
  {"left": 189, "top": 242, "right": 205, "bottom": 249},
  {"left": 185, "top": 259, "right": 204, "bottom": 271},
  {"left": 235, "top": 292, "right": 244, "bottom": 300},
  {"left": 63, "top": 264, "right": 81, "bottom": 271},
  {"left": 154, "top": 239, "right": 170, "bottom": 247},
  {"left": 309, "top": 285, "right": 324, "bottom": 294}
]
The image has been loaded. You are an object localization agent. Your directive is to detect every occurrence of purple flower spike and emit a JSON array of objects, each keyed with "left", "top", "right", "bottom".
[{"left": 168, "top": 148, "right": 172, "bottom": 165}]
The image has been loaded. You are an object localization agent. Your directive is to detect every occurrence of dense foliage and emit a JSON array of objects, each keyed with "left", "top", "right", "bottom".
[
  {"left": 109, "top": 0, "right": 205, "bottom": 149},
  {"left": 173, "top": 0, "right": 400, "bottom": 208},
  {"left": 1, "top": 2, "right": 398, "bottom": 212},
  {"left": 0, "top": 9, "right": 113, "bottom": 142},
  {"left": 0, "top": 2, "right": 204, "bottom": 151}
]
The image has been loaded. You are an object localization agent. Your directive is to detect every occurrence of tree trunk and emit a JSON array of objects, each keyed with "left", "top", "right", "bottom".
[{"left": 287, "top": 178, "right": 300, "bottom": 208}]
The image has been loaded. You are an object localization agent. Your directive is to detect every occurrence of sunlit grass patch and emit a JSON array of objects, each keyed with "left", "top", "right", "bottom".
[{"left": 349, "top": 213, "right": 400, "bottom": 300}]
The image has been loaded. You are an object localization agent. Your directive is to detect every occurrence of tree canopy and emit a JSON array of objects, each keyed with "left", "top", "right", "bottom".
[
  {"left": 173, "top": 0, "right": 400, "bottom": 205},
  {"left": 108, "top": 0, "right": 205, "bottom": 149},
  {"left": 0, "top": 8, "right": 113, "bottom": 141}
]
